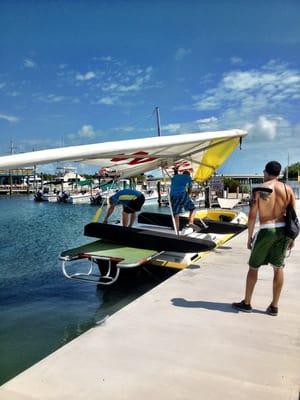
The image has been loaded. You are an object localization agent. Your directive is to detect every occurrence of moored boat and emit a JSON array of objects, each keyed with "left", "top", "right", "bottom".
[
  {"left": 66, "top": 192, "right": 92, "bottom": 204},
  {"left": 217, "top": 197, "right": 240, "bottom": 209},
  {"left": 193, "top": 207, "right": 248, "bottom": 225}
]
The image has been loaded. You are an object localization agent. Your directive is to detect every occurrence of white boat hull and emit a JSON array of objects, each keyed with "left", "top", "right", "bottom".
[
  {"left": 67, "top": 194, "right": 91, "bottom": 204},
  {"left": 46, "top": 195, "right": 58, "bottom": 202},
  {"left": 35, "top": 193, "right": 58, "bottom": 202},
  {"left": 217, "top": 197, "right": 240, "bottom": 209}
]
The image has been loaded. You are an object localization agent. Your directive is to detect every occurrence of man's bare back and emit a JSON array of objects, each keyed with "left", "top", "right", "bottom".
[
  {"left": 257, "top": 180, "right": 295, "bottom": 224},
  {"left": 233, "top": 161, "right": 296, "bottom": 315}
]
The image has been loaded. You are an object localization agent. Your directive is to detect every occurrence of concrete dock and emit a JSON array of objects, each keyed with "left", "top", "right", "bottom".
[{"left": 1, "top": 205, "right": 299, "bottom": 399}]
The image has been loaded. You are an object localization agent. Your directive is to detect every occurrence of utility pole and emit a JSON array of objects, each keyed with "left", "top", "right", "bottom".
[
  {"left": 286, "top": 153, "right": 289, "bottom": 182},
  {"left": 155, "top": 106, "right": 161, "bottom": 137}
]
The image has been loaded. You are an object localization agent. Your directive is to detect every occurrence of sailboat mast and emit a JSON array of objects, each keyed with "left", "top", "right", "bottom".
[{"left": 155, "top": 106, "right": 161, "bottom": 137}]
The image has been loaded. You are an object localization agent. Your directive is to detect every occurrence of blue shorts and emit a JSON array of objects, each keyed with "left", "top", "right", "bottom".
[
  {"left": 170, "top": 192, "right": 195, "bottom": 215},
  {"left": 123, "top": 195, "right": 145, "bottom": 214}
]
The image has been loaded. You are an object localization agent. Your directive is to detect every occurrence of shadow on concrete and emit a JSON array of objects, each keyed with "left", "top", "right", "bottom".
[
  {"left": 171, "top": 298, "right": 267, "bottom": 314},
  {"left": 186, "top": 264, "right": 201, "bottom": 270}
]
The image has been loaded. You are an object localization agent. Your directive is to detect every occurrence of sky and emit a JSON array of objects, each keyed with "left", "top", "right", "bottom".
[{"left": 0, "top": 0, "right": 299, "bottom": 175}]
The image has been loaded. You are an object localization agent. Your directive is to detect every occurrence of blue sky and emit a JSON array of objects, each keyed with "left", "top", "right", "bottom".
[{"left": 0, "top": 0, "right": 299, "bottom": 175}]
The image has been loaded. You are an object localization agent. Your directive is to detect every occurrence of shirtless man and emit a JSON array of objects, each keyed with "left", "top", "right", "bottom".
[{"left": 233, "top": 161, "right": 296, "bottom": 316}]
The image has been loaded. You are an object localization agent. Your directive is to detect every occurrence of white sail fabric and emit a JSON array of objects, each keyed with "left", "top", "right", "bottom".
[{"left": 0, "top": 129, "right": 247, "bottom": 180}]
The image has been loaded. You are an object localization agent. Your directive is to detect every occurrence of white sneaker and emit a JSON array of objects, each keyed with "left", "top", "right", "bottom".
[
  {"left": 181, "top": 227, "right": 194, "bottom": 235},
  {"left": 188, "top": 223, "right": 201, "bottom": 232}
]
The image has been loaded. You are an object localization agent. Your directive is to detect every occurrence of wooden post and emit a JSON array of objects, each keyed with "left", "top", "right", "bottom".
[
  {"left": 205, "top": 186, "right": 211, "bottom": 208},
  {"left": 9, "top": 170, "right": 12, "bottom": 196},
  {"left": 157, "top": 181, "right": 161, "bottom": 206},
  {"left": 27, "top": 171, "right": 30, "bottom": 194}
]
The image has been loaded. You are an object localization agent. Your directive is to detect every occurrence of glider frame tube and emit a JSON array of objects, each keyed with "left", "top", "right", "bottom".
[
  {"left": 61, "top": 256, "right": 121, "bottom": 286},
  {"left": 60, "top": 248, "right": 162, "bottom": 285}
]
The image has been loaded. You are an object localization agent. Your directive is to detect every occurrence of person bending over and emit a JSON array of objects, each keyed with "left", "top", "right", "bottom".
[{"left": 103, "top": 189, "right": 145, "bottom": 227}]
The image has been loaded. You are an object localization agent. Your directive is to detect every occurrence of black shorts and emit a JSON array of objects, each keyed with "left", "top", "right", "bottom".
[{"left": 123, "top": 195, "right": 145, "bottom": 214}]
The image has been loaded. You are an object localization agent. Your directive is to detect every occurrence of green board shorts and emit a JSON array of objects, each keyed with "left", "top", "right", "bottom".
[{"left": 248, "top": 227, "right": 290, "bottom": 269}]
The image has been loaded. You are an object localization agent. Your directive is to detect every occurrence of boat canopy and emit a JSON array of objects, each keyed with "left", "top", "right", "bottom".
[
  {"left": 76, "top": 179, "right": 93, "bottom": 186},
  {"left": 0, "top": 129, "right": 247, "bottom": 181}
]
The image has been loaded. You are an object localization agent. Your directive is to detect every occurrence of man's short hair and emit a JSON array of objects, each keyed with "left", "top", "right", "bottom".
[{"left": 265, "top": 161, "right": 281, "bottom": 176}]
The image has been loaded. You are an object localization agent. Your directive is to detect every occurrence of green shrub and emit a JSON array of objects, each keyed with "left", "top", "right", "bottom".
[{"left": 223, "top": 177, "right": 239, "bottom": 192}]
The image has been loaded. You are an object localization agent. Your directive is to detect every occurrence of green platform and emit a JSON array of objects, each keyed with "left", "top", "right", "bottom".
[{"left": 60, "top": 240, "right": 158, "bottom": 267}]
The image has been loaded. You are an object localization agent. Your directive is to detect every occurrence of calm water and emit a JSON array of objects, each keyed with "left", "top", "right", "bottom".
[{"left": 0, "top": 196, "right": 175, "bottom": 385}]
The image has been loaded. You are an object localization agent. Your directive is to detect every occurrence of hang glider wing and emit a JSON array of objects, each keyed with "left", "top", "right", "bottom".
[{"left": 0, "top": 129, "right": 247, "bottom": 180}]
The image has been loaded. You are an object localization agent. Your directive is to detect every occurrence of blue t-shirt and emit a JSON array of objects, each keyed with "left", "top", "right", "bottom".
[
  {"left": 170, "top": 174, "right": 193, "bottom": 197},
  {"left": 111, "top": 189, "right": 142, "bottom": 206}
]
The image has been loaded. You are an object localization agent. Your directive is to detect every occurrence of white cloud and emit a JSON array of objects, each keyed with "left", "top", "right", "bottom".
[
  {"left": 245, "top": 115, "right": 279, "bottom": 141},
  {"left": 57, "top": 59, "right": 156, "bottom": 107},
  {"left": 161, "top": 117, "right": 219, "bottom": 134},
  {"left": 18, "top": 138, "right": 60, "bottom": 151},
  {"left": 193, "top": 61, "right": 300, "bottom": 113},
  {"left": 67, "top": 124, "right": 106, "bottom": 142},
  {"left": 76, "top": 71, "right": 96, "bottom": 81},
  {"left": 223, "top": 71, "right": 279, "bottom": 91},
  {"left": 193, "top": 96, "right": 220, "bottom": 110},
  {"left": 102, "top": 73, "right": 152, "bottom": 94},
  {"left": 0, "top": 113, "right": 19, "bottom": 123},
  {"left": 174, "top": 48, "right": 192, "bottom": 61},
  {"left": 100, "top": 56, "right": 112, "bottom": 62},
  {"left": 24, "top": 58, "right": 36, "bottom": 68},
  {"left": 292, "top": 122, "right": 300, "bottom": 134},
  {"left": 0, "top": 82, "right": 6, "bottom": 89},
  {"left": 78, "top": 125, "right": 96, "bottom": 138},
  {"left": 93, "top": 56, "right": 113, "bottom": 62},
  {"left": 122, "top": 126, "right": 135, "bottom": 132},
  {"left": 97, "top": 97, "right": 116, "bottom": 105},
  {"left": 196, "top": 117, "right": 218, "bottom": 124},
  {"left": 162, "top": 123, "right": 182, "bottom": 133},
  {"left": 190, "top": 61, "right": 300, "bottom": 145},
  {"left": 38, "top": 94, "right": 66, "bottom": 103},
  {"left": 118, "top": 77, "right": 146, "bottom": 92},
  {"left": 230, "top": 57, "right": 243, "bottom": 65},
  {"left": 93, "top": 66, "right": 155, "bottom": 106},
  {"left": 113, "top": 125, "right": 136, "bottom": 133}
]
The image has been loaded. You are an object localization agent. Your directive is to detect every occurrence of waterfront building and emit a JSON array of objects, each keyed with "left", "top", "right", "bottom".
[
  {"left": 221, "top": 173, "right": 264, "bottom": 186},
  {"left": 0, "top": 168, "right": 35, "bottom": 186}
]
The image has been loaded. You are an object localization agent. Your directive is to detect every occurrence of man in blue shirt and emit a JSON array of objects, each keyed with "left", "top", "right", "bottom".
[
  {"left": 103, "top": 189, "right": 145, "bottom": 227},
  {"left": 170, "top": 170, "right": 196, "bottom": 233}
]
